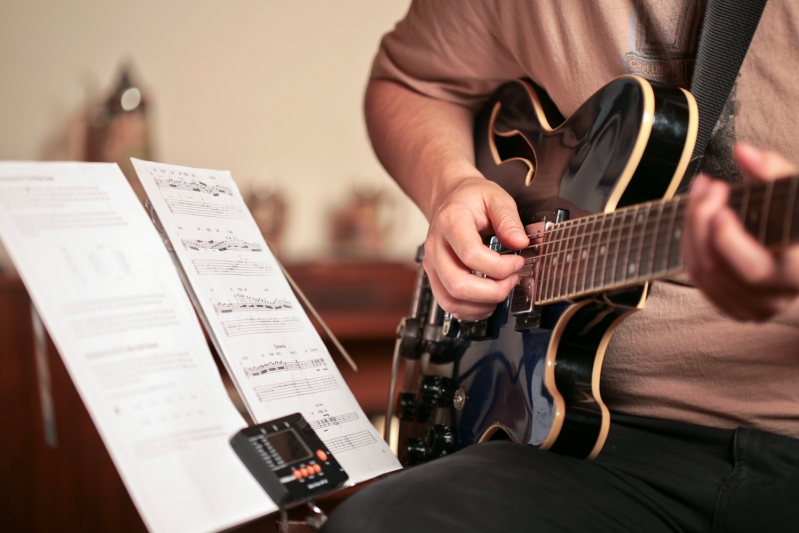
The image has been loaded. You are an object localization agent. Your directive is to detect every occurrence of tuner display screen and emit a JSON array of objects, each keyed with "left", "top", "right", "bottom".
[{"left": 267, "top": 428, "right": 313, "bottom": 464}]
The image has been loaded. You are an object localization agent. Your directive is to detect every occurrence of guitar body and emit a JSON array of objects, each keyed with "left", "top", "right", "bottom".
[{"left": 396, "top": 76, "right": 697, "bottom": 463}]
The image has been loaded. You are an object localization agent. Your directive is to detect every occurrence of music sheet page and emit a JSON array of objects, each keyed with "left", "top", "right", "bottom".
[
  {"left": 131, "top": 159, "right": 401, "bottom": 485},
  {"left": 0, "top": 162, "right": 276, "bottom": 533}
]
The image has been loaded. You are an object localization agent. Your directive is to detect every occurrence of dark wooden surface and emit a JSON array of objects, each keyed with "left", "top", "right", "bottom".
[{"left": 0, "top": 260, "right": 415, "bottom": 532}]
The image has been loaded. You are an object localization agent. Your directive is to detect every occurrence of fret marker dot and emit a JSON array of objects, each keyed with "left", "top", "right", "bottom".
[
  {"left": 673, "top": 228, "right": 681, "bottom": 240},
  {"left": 582, "top": 250, "right": 588, "bottom": 260},
  {"left": 566, "top": 252, "right": 571, "bottom": 262},
  {"left": 628, "top": 263, "right": 636, "bottom": 275},
  {"left": 600, "top": 246, "right": 605, "bottom": 255},
  {"left": 637, "top": 213, "right": 644, "bottom": 222},
  {"left": 553, "top": 257, "right": 558, "bottom": 265}
]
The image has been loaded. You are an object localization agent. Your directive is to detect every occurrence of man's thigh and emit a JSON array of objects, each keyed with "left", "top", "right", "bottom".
[{"left": 322, "top": 433, "right": 717, "bottom": 533}]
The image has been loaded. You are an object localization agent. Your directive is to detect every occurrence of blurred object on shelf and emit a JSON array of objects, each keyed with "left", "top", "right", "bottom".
[
  {"left": 84, "top": 63, "right": 154, "bottom": 201},
  {"left": 329, "top": 178, "right": 394, "bottom": 259},
  {"left": 246, "top": 174, "right": 287, "bottom": 255},
  {"left": 286, "top": 260, "right": 416, "bottom": 341}
]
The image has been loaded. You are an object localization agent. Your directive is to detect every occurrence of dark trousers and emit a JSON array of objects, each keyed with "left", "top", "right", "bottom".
[{"left": 322, "top": 415, "right": 799, "bottom": 532}]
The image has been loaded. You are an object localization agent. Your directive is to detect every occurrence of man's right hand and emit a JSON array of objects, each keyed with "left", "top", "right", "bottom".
[{"left": 424, "top": 176, "right": 529, "bottom": 321}]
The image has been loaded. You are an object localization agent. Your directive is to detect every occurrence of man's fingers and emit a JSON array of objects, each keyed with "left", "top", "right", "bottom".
[
  {"left": 426, "top": 242, "right": 519, "bottom": 304},
  {"left": 734, "top": 142, "right": 799, "bottom": 181},
  {"left": 485, "top": 194, "right": 530, "bottom": 250},
  {"left": 709, "top": 208, "right": 775, "bottom": 286},
  {"left": 443, "top": 221, "right": 525, "bottom": 280},
  {"left": 425, "top": 265, "right": 502, "bottom": 321}
]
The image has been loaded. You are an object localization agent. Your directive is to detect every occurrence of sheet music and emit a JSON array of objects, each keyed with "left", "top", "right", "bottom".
[
  {"left": 0, "top": 162, "right": 276, "bottom": 533},
  {"left": 132, "top": 159, "right": 401, "bottom": 485}
]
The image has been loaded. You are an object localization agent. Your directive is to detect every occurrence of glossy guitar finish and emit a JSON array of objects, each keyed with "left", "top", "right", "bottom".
[{"left": 395, "top": 76, "right": 697, "bottom": 462}]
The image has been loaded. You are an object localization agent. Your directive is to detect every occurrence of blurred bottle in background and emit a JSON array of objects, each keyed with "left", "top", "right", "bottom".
[{"left": 84, "top": 64, "right": 153, "bottom": 200}]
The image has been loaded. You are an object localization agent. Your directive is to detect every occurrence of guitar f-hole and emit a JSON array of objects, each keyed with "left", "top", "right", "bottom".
[{"left": 488, "top": 102, "right": 538, "bottom": 186}]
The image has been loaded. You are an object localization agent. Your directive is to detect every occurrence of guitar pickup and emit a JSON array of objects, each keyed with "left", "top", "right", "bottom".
[{"left": 510, "top": 275, "right": 536, "bottom": 315}]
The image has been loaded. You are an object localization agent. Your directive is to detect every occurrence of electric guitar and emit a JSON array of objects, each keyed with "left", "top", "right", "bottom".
[{"left": 388, "top": 75, "right": 799, "bottom": 465}]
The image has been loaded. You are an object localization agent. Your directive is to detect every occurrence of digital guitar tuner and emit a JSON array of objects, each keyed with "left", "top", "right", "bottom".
[{"left": 230, "top": 413, "right": 348, "bottom": 508}]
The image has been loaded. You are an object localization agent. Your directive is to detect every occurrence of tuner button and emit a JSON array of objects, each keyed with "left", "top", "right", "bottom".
[
  {"left": 425, "top": 424, "right": 455, "bottom": 458},
  {"left": 396, "top": 392, "right": 419, "bottom": 422},
  {"left": 405, "top": 437, "right": 428, "bottom": 466}
]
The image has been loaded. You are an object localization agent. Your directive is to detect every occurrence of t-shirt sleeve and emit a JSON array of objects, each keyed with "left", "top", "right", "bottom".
[{"left": 370, "top": 0, "right": 527, "bottom": 111}]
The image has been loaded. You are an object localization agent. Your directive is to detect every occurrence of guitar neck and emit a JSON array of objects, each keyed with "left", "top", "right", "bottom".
[{"left": 528, "top": 175, "right": 799, "bottom": 305}]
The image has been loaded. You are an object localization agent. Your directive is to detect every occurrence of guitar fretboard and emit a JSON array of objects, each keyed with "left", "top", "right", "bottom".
[{"left": 517, "top": 175, "right": 799, "bottom": 305}]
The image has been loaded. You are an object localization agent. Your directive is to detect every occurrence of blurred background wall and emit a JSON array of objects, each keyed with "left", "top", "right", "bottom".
[{"left": 0, "top": 0, "right": 425, "bottom": 261}]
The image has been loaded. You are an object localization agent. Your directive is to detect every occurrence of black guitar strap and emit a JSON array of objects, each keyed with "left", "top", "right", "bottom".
[{"left": 678, "top": 0, "right": 769, "bottom": 192}]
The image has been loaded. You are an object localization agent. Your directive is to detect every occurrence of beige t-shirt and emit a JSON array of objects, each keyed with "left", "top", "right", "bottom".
[{"left": 371, "top": 0, "right": 799, "bottom": 439}]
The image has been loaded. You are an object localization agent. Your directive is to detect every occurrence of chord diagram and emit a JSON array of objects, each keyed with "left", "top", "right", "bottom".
[
  {"left": 254, "top": 376, "right": 338, "bottom": 402},
  {"left": 182, "top": 236, "right": 262, "bottom": 253},
  {"left": 155, "top": 177, "right": 233, "bottom": 196},
  {"left": 309, "top": 412, "right": 359, "bottom": 430},
  {"left": 222, "top": 316, "right": 304, "bottom": 337},
  {"left": 214, "top": 293, "right": 292, "bottom": 314},
  {"left": 192, "top": 259, "right": 274, "bottom": 276},
  {"left": 243, "top": 358, "right": 326, "bottom": 377},
  {"left": 323, "top": 430, "right": 376, "bottom": 454},
  {"left": 165, "top": 199, "right": 245, "bottom": 219}
]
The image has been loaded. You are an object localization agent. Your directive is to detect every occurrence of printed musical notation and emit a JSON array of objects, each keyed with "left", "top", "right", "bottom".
[
  {"left": 222, "top": 316, "right": 304, "bottom": 337},
  {"left": 165, "top": 199, "right": 245, "bottom": 219},
  {"left": 192, "top": 259, "right": 274, "bottom": 276},
  {"left": 254, "top": 376, "right": 338, "bottom": 402},
  {"left": 155, "top": 177, "right": 233, "bottom": 197},
  {"left": 323, "top": 430, "right": 376, "bottom": 454},
  {"left": 309, "top": 412, "right": 359, "bottom": 430},
  {"left": 182, "top": 236, "right": 263, "bottom": 253},
  {"left": 243, "top": 358, "right": 325, "bottom": 378},
  {"left": 214, "top": 294, "right": 292, "bottom": 315}
]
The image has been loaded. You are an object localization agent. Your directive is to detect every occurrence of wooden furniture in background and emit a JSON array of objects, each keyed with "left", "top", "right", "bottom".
[{"left": 0, "top": 260, "right": 416, "bottom": 532}]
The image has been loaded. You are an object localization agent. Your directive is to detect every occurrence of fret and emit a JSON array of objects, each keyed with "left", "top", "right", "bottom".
[
  {"left": 539, "top": 229, "right": 555, "bottom": 302},
  {"left": 546, "top": 224, "right": 564, "bottom": 301},
  {"left": 578, "top": 217, "right": 594, "bottom": 294},
  {"left": 651, "top": 200, "right": 673, "bottom": 277},
  {"left": 630, "top": 205, "right": 649, "bottom": 282},
  {"left": 599, "top": 212, "right": 616, "bottom": 288},
  {"left": 757, "top": 180, "right": 774, "bottom": 244},
  {"left": 743, "top": 185, "right": 765, "bottom": 237},
  {"left": 555, "top": 221, "right": 573, "bottom": 300},
  {"left": 559, "top": 220, "right": 574, "bottom": 299},
  {"left": 642, "top": 201, "right": 664, "bottom": 279},
  {"left": 569, "top": 218, "right": 587, "bottom": 296},
  {"left": 588, "top": 214, "right": 605, "bottom": 293},
  {"left": 614, "top": 207, "right": 637, "bottom": 285},
  {"left": 666, "top": 198, "right": 686, "bottom": 271}
]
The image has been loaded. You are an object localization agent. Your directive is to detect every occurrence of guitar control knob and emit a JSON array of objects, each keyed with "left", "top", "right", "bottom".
[
  {"left": 419, "top": 375, "right": 458, "bottom": 408},
  {"left": 404, "top": 437, "right": 428, "bottom": 466},
  {"left": 397, "top": 318, "right": 422, "bottom": 359},
  {"left": 396, "top": 392, "right": 419, "bottom": 421},
  {"left": 425, "top": 424, "right": 455, "bottom": 458}
]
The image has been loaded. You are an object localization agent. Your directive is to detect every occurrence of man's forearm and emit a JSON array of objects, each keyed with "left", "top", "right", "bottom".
[{"left": 364, "top": 79, "right": 482, "bottom": 220}]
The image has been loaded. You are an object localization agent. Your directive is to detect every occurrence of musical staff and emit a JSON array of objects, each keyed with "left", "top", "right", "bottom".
[
  {"left": 254, "top": 376, "right": 338, "bottom": 402},
  {"left": 182, "top": 236, "right": 262, "bottom": 253},
  {"left": 222, "top": 316, "right": 304, "bottom": 337},
  {"left": 192, "top": 259, "right": 274, "bottom": 276},
  {"left": 165, "top": 199, "right": 245, "bottom": 219},
  {"left": 323, "top": 430, "right": 376, "bottom": 454},
  {"left": 155, "top": 177, "right": 233, "bottom": 196},
  {"left": 243, "top": 358, "right": 325, "bottom": 378},
  {"left": 309, "top": 412, "right": 359, "bottom": 430},
  {"left": 214, "top": 294, "right": 292, "bottom": 315}
]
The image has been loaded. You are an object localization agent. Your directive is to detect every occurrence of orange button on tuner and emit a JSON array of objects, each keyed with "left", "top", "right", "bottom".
[
  {"left": 313, "top": 464, "right": 322, "bottom": 473},
  {"left": 316, "top": 450, "right": 328, "bottom": 461},
  {"left": 292, "top": 470, "right": 303, "bottom": 480}
]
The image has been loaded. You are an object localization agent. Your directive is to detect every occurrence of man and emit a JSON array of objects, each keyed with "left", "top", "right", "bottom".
[{"left": 323, "top": 1, "right": 799, "bottom": 531}]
